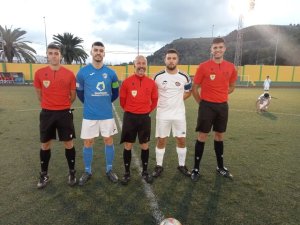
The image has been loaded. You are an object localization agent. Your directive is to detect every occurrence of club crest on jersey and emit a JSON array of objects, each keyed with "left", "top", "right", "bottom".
[
  {"left": 175, "top": 82, "right": 181, "bottom": 86},
  {"left": 131, "top": 90, "right": 137, "bottom": 97},
  {"left": 210, "top": 74, "right": 216, "bottom": 80},
  {"left": 102, "top": 73, "right": 108, "bottom": 79},
  {"left": 96, "top": 81, "right": 105, "bottom": 91},
  {"left": 43, "top": 80, "right": 50, "bottom": 88}
]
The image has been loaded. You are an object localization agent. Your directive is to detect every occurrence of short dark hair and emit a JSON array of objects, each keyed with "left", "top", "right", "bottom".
[
  {"left": 47, "top": 43, "right": 61, "bottom": 52},
  {"left": 166, "top": 48, "right": 179, "bottom": 56},
  {"left": 92, "top": 41, "right": 105, "bottom": 47},
  {"left": 212, "top": 37, "right": 225, "bottom": 45},
  {"left": 264, "top": 93, "right": 270, "bottom": 98}
]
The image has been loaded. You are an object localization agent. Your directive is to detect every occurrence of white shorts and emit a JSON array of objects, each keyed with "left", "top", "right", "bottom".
[
  {"left": 80, "top": 118, "right": 118, "bottom": 139},
  {"left": 155, "top": 119, "right": 186, "bottom": 138},
  {"left": 259, "top": 101, "right": 268, "bottom": 110}
]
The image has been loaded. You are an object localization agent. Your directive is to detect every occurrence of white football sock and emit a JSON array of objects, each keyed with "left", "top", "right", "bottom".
[
  {"left": 176, "top": 147, "right": 187, "bottom": 166},
  {"left": 155, "top": 147, "right": 165, "bottom": 166}
]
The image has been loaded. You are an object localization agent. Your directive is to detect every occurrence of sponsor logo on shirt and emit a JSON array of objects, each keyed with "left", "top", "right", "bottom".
[
  {"left": 210, "top": 74, "right": 216, "bottom": 80},
  {"left": 43, "top": 80, "right": 50, "bottom": 88},
  {"left": 92, "top": 81, "right": 109, "bottom": 97},
  {"left": 96, "top": 81, "right": 105, "bottom": 91}
]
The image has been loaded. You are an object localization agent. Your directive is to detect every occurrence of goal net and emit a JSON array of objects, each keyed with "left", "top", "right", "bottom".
[{"left": 236, "top": 75, "right": 250, "bottom": 87}]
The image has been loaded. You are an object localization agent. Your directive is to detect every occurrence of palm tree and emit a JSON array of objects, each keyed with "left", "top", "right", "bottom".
[
  {"left": 53, "top": 33, "right": 88, "bottom": 64},
  {"left": 0, "top": 25, "right": 36, "bottom": 63}
]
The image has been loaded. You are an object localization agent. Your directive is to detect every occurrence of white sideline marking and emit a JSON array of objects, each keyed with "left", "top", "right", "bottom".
[
  {"left": 230, "top": 108, "right": 300, "bottom": 117},
  {"left": 113, "top": 104, "right": 165, "bottom": 224}
]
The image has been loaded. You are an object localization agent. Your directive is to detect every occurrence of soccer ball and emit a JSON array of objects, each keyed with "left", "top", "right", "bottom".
[{"left": 160, "top": 218, "right": 182, "bottom": 225}]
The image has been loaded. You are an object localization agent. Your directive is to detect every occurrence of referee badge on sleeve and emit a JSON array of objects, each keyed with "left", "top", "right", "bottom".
[
  {"left": 131, "top": 90, "right": 137, "bottom": 97},
  {"left": 210, "top": 74, "right": 216, "bottom": 80}
]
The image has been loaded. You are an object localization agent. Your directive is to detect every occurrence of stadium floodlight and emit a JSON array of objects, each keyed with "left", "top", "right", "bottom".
[
  {"left": 43, "top": 16, "right": 48, "bottom": 56},
  {"left": 137, "top": 21, "right": 140, "bottom": 55},
  {"left": 231, "top": 0, "right": 246, "bottom": 16},
  {"left": 0, "top": 31, "right": 6, "bottom": 62},
  {"left": 230, "top": 0, "right": 255, "bottom": 67},
  {"left": 274, "top": 28, "right": 279, "bottom": 65},
  {"left": 230, "top": 0, "right": 254, "bottom": 16}
]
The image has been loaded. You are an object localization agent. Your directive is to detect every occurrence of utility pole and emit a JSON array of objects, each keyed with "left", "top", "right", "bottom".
[
  {"left": 234, "top": 15, "right": 243, "bottom": 67},
  {"left": 274, "top": 28, "right": 279, "bottom": 65},
  {"left": 234, "top": 0, "right": 255, "bottom": 67},
  {"left": 137, "top": 21, "right": 140, "bottom": 55},
  {"left": 0, "top": 30, "right": 5, "bottom": 61},
  {"left": 43, "top": 17, "right": 48, "bottom": 55}
]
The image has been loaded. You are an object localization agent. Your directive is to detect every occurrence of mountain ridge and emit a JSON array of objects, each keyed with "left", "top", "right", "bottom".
[{"left": 146, "top": 24, "right": 300, "bottom": 66}]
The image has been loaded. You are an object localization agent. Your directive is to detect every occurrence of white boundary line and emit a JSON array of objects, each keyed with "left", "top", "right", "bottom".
[
  {"left": 230, "top": 108, "right": 300, "bottom": 117},
  {"left": 112, "top": 104, "right": 165, "bottom": 224}
]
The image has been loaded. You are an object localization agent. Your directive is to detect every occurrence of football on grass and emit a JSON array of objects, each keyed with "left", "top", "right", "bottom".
[{"left": 160, "top": 218, "right": 182, "bottom": 225}]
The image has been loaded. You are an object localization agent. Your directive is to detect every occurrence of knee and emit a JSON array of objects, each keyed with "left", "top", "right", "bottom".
[
  {"left": 140, "top": 143, "right": 149, "bottom": 150},
  {"left": 157, "top": 138, "right": 166, "bottom": 148},
  {"left": 84, "top": 139, "right": 94, "bottom": 148},
  {"left": 41, "top": 142, "right": 51, "bottom": 150},
  {"left": 176, "top": 137, "right": 186, "bottom": 148},
  {"left": 104, "top": 137, "right": 113, "bottom": 145},
  {"left": 64, "top": 140, "right": 74, "bottom": 149},
  {"left": 214, "top": 132, "right": 224, "bottom": 141},
  {"left": 124, "top": 142, "right": 133, "bottom": 150},
  {"left": 197, "top": 133, "right": 208, "bottom": 142}
]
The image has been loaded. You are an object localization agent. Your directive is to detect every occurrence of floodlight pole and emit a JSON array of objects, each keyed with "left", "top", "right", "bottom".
[
  {"left": 137, "top": 21, "right": 140, "bottom": 55},
  {"left": 234, "top": 14, "right": 243, "bottom": 67},
  {"left": 234, "top": 0, "right": 255, "bottom": 68},
  {"left": 43, "top": 16, "right": 48, "bottom": 55},
  {"left": 274, "top": 28, "right": 279, "bottom": 65},
  {"left": 0, "top": 30, "right": 5, "bottom": 61}
]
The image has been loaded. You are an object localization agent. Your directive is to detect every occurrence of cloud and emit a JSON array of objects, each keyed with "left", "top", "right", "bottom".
[
  {"left": 91, "top": 0, "right": 238, "bottom": 47},
  {"left": 1, "top": 0, "right": 299, "bottom": 63}
]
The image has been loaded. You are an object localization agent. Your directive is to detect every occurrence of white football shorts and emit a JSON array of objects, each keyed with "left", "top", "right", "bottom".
[
  {"left": 155, "top": 119, "right": 186, "bottom": 138},
  {"left": 259, "top": 101, "right": 269, "bottom": 110},
  {"left": 80, "top": 118, "right": 118, "bottom": 139}
]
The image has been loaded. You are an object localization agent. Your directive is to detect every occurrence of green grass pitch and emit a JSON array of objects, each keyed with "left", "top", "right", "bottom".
[{"left": 0, "top": 86, "right": 299, "bottom": 225}]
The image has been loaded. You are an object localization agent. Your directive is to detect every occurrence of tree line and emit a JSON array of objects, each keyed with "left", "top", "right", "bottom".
[{"left": 0, "top": 25, "right": 88, "bottom": 64}]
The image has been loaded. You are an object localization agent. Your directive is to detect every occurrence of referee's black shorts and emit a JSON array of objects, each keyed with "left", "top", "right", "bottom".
[
  {"left": 120, "top": 112, "right": 151, "bottom": 144},
  {"left": 195, "top": 100, "right": 228, "bottom": 133},
  {"left": 39, "top": 109, "right": 76, "bottom": 143}
]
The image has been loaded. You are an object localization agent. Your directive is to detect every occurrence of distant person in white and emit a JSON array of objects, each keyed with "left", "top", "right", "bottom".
[
  {"left": 152, "top": 49, "right": 192, "bottom": 178},
  {"left": 264, "top": 75, "right": 271, "bottom": 91}
]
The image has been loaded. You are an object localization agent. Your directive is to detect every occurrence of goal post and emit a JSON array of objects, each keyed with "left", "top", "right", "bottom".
[{"left": 236, "top": 75, "right": 250, "bottom": 87}]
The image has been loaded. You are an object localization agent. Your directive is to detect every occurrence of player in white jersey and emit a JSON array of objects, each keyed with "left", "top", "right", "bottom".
[
  {"left": 263, "top": 75, "right": 271, "bottom": 92},
  {"left": 152, "top": 49, "right": 192, "bottom": 178},
  {"left": 256, "top": 92, "right": 271, "bottom": 112}
]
